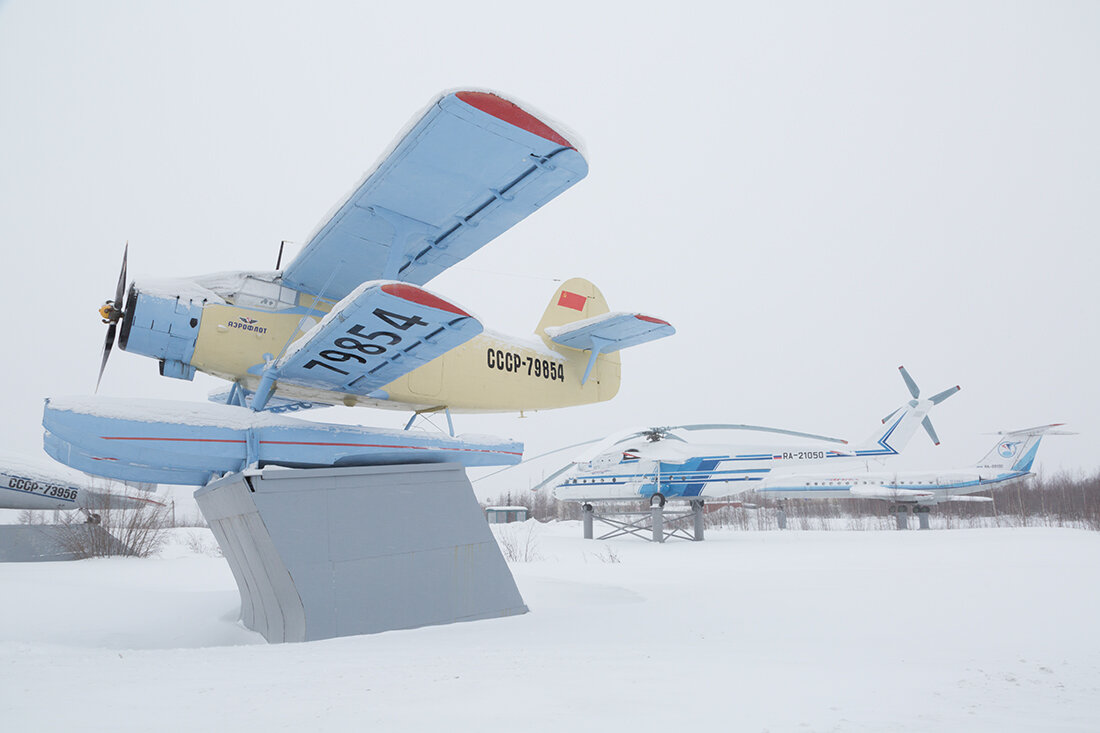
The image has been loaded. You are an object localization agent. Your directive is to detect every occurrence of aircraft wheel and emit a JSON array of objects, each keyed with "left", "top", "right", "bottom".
[
  {"left": 650, "top": 493, "right": 666, "bottom": 508},
  {"left": 86, "top": 513, "right": 102, "bottom": 525}
]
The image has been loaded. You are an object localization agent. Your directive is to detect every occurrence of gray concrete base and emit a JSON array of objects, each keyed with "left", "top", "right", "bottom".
[
  {"left": 195, "top": 462, "right": 527, "bottom": 643},
  {"left": 0, "top": 524, "right": 129, "bottom": 562}
]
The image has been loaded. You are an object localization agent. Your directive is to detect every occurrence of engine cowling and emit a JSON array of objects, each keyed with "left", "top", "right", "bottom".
[{"left": 118, "top": 284, "right": 202, "bottom": 380}]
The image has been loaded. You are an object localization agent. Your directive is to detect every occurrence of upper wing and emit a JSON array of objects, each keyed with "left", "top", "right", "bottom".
[
  {"left": 270, "top": 281, "right": 482, "bottom": 397},
  {"left": 281, "top": 90, "right": 589, "bottom": 301}
]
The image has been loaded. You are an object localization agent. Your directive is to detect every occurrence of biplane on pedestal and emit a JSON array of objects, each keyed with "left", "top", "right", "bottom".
[{"left": 45, "top": 89, "right": 674, "bottom": 484}]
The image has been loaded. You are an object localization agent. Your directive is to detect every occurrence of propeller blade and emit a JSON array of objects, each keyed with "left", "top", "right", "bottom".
[
  {"left": 921, "top": 416, "right": 941, "bottom": 446},
  {"left": 115, "top": 243, "right": 129, "bottom": 308},
  {"left": 96, "top": 245, "right": 129, "bottom": 392},
  {"left": 929, "top": 385, "right": 961, "bottom": 405},
  {"left": 96, "top": 322, "right": 117, "bottom": 392},
  {"left": 898, "top": 366, "right": 920, "bottom": 399},
  {"left": 673, "top": 423, "right": 849, "bottom": 445},
  {"left": 881, "top": 407, "right": 902, "bottom": 424}
]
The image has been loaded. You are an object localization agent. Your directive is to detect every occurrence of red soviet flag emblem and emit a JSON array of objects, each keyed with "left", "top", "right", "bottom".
[{"left": 557, "top": 290, "right": 586, "bottom": 311}]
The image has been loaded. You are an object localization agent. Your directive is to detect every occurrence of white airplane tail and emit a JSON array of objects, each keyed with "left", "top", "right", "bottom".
[
  {"left": 975, "top": 424, "right": 1071, "bottom": 473},
  {"left": 851, "top": 366, "right": 960, "bottom": 458}
]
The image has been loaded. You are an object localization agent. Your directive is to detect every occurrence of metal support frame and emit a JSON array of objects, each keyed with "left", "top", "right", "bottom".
[
  {"left": 893, "top": 504, "right": 910, "bottom": 530},
  {"left": 580, "top": 501, "right": 704, "bottom": 542},
  {"left": 692, "top": 500, "right": 705, "bottom": 541}
]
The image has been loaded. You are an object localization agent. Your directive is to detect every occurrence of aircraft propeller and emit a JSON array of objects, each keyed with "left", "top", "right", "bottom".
[
  {"left": 884, "top": 365, "right": 960, "bottom": 446},
  {"left": 96, "top": 244, "right": 129, "bottom": 391}
]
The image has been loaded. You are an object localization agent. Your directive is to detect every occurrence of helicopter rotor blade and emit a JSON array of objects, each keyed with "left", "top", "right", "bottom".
[
  {"left": 672, "top": 423, "right": 849, "bottom": 445},
  {"left": 898, "top": 365, "right": 920, "bottom": 399},
  {"left": 928, "top": 385, "right": 961, "bottom": 405},
  {"left": 921, "top": 416, "right": 941, "bottom": 446}
]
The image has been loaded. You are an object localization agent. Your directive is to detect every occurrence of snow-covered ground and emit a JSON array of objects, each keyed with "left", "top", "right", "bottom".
[{"left": 1, "top": 524, "right": 1097, "bottom": 732}]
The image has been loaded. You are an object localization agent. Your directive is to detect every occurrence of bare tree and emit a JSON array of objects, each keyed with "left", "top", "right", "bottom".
[{"left": 53, "top": 491, "right": 171, "bottom": 558}]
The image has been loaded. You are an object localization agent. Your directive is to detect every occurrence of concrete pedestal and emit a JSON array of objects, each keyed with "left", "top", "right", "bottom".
[{"left": 195, "top": 462, "right": 527, "bottom": 643}]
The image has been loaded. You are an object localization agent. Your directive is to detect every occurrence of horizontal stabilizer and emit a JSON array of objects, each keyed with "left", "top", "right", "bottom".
[
  {"left": 282, "top": 90, "right": 588, "bottom": 300},
  {"left": 544, "top": 312, "right": 674, "bottom": 385},
  {"left": 545, "top": 312, "right": 674, "bottom": 352},
  {"left": 264, "top": 281, "right": 482, "bottom": 403},
  {"left": 976, "top": 423, "right": 1071, "bottom": 472},
  {"left": 42, "top": 396, "right": 522, "bottom": 486}
]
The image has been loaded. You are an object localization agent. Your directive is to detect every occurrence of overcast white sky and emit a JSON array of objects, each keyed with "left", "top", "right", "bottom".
[{"left": 1, "top": 1, "right": 1097, "bottom": 491}]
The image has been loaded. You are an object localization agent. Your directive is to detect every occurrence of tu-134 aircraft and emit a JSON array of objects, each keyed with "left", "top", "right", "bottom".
[
  {"left": 546, "top": 367, "right": 959, "bottom": 505},
  {"left": 754, "top": 424, "right": 1071, "bottom": 506},
  {"left": 43, "top": 90, "right": 674, "bottom": 486}
]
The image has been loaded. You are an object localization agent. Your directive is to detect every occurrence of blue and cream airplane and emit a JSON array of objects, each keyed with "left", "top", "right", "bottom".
[
  {"left": 754, "top": 424, "right": 1070, "bottom": 505},
  {"left": 44, "top": 90, "right": 674, "bottom": 486},
  {"left": 549, "top": 367, "right": 959, "bottom": 504}
]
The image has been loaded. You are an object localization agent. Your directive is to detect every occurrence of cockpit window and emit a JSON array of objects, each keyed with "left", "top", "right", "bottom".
[{"left": 235, "top": 277, "right": 298, "bottom": 310}]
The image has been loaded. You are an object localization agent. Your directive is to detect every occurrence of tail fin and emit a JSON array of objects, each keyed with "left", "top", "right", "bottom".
[
  {"left": 975, "top": 424, "right": 1070, "bottom": 472},
  {"left": 852, "top": 402, "right": 934, "bottom": 457},
  {"left": 852, "top": 367, "right": 960, "bottom": 458},
  {"left": 536, "top": 277, "right": 610, "bottom": 337},
  {"left": 537, "top": 277, "right": 675, "bottom": 387},
  {"left": 537, "top": 278, "right": 620, "bottom": 394}
]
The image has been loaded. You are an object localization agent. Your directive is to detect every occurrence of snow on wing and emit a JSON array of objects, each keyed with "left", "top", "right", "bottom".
[
  {"left": 281, "top": 90, "right": 589, "bottom": 300},
  {"left": 274, "top": 282, "right": 482, "bottom": 395}
]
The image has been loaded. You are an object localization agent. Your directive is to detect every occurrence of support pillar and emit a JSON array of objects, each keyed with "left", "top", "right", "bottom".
[
  {"left": 894, "top": 505, "right": 909, "bottom": 530},
  {"left": 916, "top": 507, "right": 931, "bottom": 530},
  {"left": 582, "top": 503, "right": 594, "bottom": 540},
  {"left": 776, "top": 506, "right": 787, "bottom": 530},
  {"left": 692, "top": 500, "right": 705, "bottom": 541},
  {"left": 651, "top": 502, "right": 664, "bottom": 543}
]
